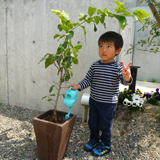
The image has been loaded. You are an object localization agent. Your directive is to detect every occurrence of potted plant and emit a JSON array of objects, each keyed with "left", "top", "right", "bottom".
[
  {"left": 119, "top": 88, "right": 145, "bottom": 111},
  {"left": 33, "top": 1, "right": 150, "bottom": 159},
  {"left": 144, "top": 88, "right": 160, "bottom": 105}
]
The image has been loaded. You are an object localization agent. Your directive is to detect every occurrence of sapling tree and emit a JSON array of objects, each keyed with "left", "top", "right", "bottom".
[
  {"left": 39, "top": 0, "right": 150, "bottom": 122},
  {"left": 127, "top": 0, "right": 160, "bottom": 54}
]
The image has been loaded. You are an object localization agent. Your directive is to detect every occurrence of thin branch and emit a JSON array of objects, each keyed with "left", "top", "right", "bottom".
[
  {"left": 53, "top": 62, "right": 59, "bottom": 69},
  {"left": 71, "top": 20, "right": 86, "bottom": 31},
  {"left": 61, "top": 86, "right": 68, "bottom": 88},
  {"left": 44, "top": 99, "right": 55, "bottom": 106},
  {"left": 134, "top": 46, "right": 159, "bottom": 52}
]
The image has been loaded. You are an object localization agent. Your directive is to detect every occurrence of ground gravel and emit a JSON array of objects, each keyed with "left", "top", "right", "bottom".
[{"left": 0, "top": 102, "right": 160, "bottom": 160}]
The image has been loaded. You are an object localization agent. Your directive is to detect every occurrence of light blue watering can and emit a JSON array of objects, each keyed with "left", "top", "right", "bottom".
[{"left": 63, "top": 87, "right": 78, "bottom": 119}]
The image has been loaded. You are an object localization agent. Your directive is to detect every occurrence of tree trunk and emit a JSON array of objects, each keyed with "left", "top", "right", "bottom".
[
  {"left": 53, "top": 69, "right": 63, "bottom": 122},
  {"left": 149, "top": 2, "right": 160, "bottom": 28}
]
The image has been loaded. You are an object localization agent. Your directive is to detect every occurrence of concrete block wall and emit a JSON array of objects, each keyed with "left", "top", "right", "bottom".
[{"left": 0, "top": 0, "right": 159, "bottom": 117}]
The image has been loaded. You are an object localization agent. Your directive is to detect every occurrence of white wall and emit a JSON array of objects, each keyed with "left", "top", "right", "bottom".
[{"left": 0, "top": 0, "right": 159, "bottom": 117}]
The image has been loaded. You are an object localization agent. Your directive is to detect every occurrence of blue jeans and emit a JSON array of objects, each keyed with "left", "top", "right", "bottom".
[{"left": 88, "top": 97, "right": 117, "bottom": 146}]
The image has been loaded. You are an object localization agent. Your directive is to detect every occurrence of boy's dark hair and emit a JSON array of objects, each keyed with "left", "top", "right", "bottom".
[{"left": 98, "top": 31, "right": 123, "bottom": 50}]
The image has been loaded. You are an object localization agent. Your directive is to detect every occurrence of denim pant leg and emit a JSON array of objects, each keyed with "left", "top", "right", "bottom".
[
  {"left": 88, "top": 98, "right": 99, "bottom": 141},
  {"left": 98, "top": 103, "right": 117, "bottom": 146}
]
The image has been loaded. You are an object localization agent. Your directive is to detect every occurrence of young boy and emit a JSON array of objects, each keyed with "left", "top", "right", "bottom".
[{"left": 69, "top": 31, "right": 132, "bottom": 156}]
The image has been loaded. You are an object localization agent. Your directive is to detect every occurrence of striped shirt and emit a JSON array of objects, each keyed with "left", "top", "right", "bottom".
[{"left": 78, "top": 60, "right": 132, "bottom": 103}]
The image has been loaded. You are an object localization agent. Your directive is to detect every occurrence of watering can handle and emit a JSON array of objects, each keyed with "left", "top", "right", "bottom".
[{"left": 69, "top": 87, "right": 73, "bottom": 91}]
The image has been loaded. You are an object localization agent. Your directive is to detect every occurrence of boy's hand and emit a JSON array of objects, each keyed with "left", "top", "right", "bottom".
[
  {"left": 69, "top": 83, "right": 80, "bottom": 90},
  {"left": 122, "top": 61, "right": 132, "bottom": 82}
]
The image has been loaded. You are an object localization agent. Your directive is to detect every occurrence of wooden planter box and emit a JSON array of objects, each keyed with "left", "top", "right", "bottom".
[{"left": 33, "top": 110, "right": 76, "bottom": 160}]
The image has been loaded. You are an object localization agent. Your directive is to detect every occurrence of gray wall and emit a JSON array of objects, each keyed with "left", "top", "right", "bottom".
[
  {"left": 0, "top": 0, "right": 159, "bottom": 117},
  {"left": 132, "top": 6, "right": 160, "bottom": 82}
]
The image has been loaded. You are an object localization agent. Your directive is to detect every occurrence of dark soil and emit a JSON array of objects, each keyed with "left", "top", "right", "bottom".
[{"left": 41, "top": 112, "right": 68, "bottom": 124}]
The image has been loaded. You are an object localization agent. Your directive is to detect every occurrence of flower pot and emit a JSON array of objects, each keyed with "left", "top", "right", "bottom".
[{"left": 33, "top": 110, "right": 76, "bottom": 160}]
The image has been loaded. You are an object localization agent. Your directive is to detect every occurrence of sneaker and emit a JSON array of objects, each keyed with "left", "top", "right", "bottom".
[
  {"left": 84, "top": 139, "right": 99, "bottom": 152},
  {"left": 92, "top": 141, "right": 111, "bottom": 156}
]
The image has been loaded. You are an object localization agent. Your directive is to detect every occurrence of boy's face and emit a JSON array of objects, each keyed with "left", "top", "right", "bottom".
[{"left": 99, "top": 41, "right": 121, "bottom": 63}]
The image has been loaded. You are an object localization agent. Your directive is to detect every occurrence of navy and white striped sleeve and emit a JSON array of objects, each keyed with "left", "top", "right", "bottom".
[
  {"left": 78, "top": 65, "right": 94, "bottom": 91},
  {"left": 118, "top": 62, "right": 133, "bottom": 86},
  {"left": 120, "top": 75, "right": 133, "bottom": 86}
]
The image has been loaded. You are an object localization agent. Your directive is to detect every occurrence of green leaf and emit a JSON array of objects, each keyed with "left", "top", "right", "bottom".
[
  {"left": 133, "top": 9, "right": 151, "bottom": 18},
  {"left": 38, "top": 53, "right": 50, "bottom": 64},
  {"left": 133, "top": 9, "right": 150, "bottom": 23},
  {"left": 49, "top": 85, "right": 54, "bottom": 93},
  {"left": 50, "top": 94, "right": 56, "bottom": 96},
  {"left": 74, "top": 45, "right": 82, "bottom": 50},
  {"left": 42, "top": 96, "right": 47, "bottom": 100},
  {"left": 97, "top": 9, "right": 104, "bottom": 15},
  {"left": 56, "top": 11, "right": 70, "bottom": 24},
  {"left": 133, "top": 9, "right": 150, "bottom": 18},
  {"left": 53, "top": 34, "right": 61, "bottom": 39},
  {"left": 63, "top": 61, "right": 71, "bottom": 69},
  {"left": 59, "top": 16, "right": 66, "bottom": 24},
  {"left": 131, "top": 14, "right": 139, "bottom": 22},
  {"left": 66, "top": 62, "right": 71, "bottom": 68},
  {"left": 73, "top": 57, "right": 78, "bottom": 64},
  {"left": 58, "top": 35, "right": 65, "bottom": 41},
  {"left": 102, "top": 22, "right": 106, "bottom": 29},
  {"left": 113, "top": 14, "right": 127, "bottom": 30},
  {"left": 88, "top": 7, "right": 96, "bottom": 17},
  {"left": 58, "top": 24, "right": 70, "bottom": 32},
  {"left": 72, "top": 22, "right": 80, "bottom": 27},
  {"left": 94, "top": 24, "right": 97, "bottom": 32},
  {"left": 57, "top": 41, "right": 68, "bottom": 54},
  {"left": 94, "top": 16, "right": 100, "bottom": 24},
  {"left": 103, "top": 8, "right": 114, "bottom": 17},
  {"left": 66, "top": 31, "right": 74, "bottom": 40},
  {"left": 79, "top": 13, "right": 87, "bottom": 21},
  {"left": 45, "top": 54, "right": 55, "bottom": 68},
  {"left": 85, "top": 17, "right": 93, "bottom": 23},
  {"left": 65, "top": 72, "right": 71, "bottom": 81},
  {"left": 70, "top": 71, "right": 73, "bottom": 77},
  {"left": 54, "top": 55, "right": 59, "bottom": 61},
  {"left": 81, "top": 26, "right": 87, "bottom": 43},
  {"left": 100, "top": 15, "right": 105, "bottom": 23},
  {"left": 72, "top": 48, "right": 78, "bottom": 56},
  {"left": 61, "top": 10, "right": 70, "bottom": 21},
  {"left": 138, "top": 40, "right": 146, "bottom": 47},
  {"left": 66, "top": 21, "right": 73, "bottom": 28},
  {"left": 51, "top": 9, "right": 61, "bottom": 16},
  {"left": 64, "top": 48, "right": 70, "bottom": 57},
  {"left": 57, "top": 24, "right": 62, "bottom": 31},
  {"left": 113, "top": 0, "right": 132, "bottom": 16},
  {"left": 47, "top": 99, "right": 53, "bottom": 102},
  {"left": 103, "top": 8, "right": 108, "bottom": 13},
  {"left": 99, "top": 14, "right": 106, "bottom": 29}
]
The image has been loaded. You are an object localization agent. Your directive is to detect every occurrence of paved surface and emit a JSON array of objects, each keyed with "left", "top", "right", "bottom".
[{"left": 119, "top": 81, "right": 160, "bottom": 94}]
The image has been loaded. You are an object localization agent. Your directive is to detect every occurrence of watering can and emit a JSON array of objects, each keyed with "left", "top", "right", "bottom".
[{"left": 63, "top": 87, "right": 78, "bottom": 119}]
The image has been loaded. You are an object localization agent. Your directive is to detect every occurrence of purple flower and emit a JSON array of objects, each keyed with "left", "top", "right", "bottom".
[
  {"left": 144, "top": 93, "right": 151, "bottom": 99},
  {"left": 156, "top": 88, "right": 159, "bottom": 94}
]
